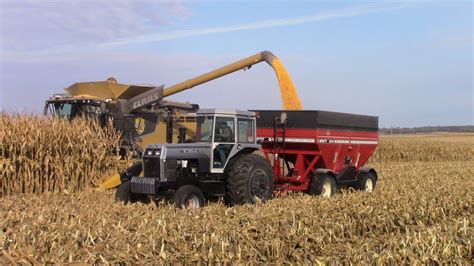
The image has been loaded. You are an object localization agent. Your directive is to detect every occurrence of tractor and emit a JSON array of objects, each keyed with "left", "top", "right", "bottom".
[{"left": 116, "top": 109, "right": 274, "bottom": 208}]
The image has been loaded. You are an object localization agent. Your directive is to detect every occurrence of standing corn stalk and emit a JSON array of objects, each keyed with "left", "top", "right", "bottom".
[{"left": 0, "top": 113, "right": 122, "bottom": 196}]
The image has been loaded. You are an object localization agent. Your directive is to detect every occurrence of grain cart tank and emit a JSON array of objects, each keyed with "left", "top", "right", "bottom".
[{"left": 253, "top": 110, "right": 379, "bottom": 196}]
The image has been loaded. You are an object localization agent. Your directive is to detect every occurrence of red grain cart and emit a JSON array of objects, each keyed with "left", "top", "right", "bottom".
[{"left": 253, "top": 110, "right": 379, "bottom": 196}]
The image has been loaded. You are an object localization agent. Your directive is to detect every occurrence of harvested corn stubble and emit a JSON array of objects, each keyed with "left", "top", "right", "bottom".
[{"left": 0, "top": 160, "right": 472, "bottom": 264}]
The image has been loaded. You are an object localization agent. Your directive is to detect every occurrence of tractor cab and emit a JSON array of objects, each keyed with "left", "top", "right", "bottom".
[
  {"left": 126, "top": 108, "right": 272, "bottom": 207},
  {"left": 195, "top": 109, "right": 258, "bottom": 172}
]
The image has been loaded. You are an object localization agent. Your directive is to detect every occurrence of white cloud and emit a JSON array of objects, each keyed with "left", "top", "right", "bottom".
[
  {"left": 101, "top": 3, "right": 410, "bottom": 47},
  {"left": 0, "top": 2, "right": 411, "bottom": 63},
  {"left": 0, "top": 0, "right": 191, "bottom": 52}
]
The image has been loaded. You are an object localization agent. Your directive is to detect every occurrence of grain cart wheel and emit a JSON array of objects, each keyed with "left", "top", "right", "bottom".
[
  {"left": 173, "top": 185, "right": 205, "bottom": 209},
  {"left": 357, "top": 172, "right": 377, "bottom": 192},
  {"left": 308, "top": 174, "right": 337, "bottom": 198},
  {"left": 115, "top": 181, "right": 150, "bottom": 204},
  {"left": 225, "top": 154, "right": 274, "bottom": 205}
]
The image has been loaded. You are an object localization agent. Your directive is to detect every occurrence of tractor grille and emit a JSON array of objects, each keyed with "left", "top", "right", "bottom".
[{"left": 143, "top": 157, "right": 160, "bottom": 178}]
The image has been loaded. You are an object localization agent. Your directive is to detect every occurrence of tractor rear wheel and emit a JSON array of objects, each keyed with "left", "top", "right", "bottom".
[
  {"left": 308, "top": 174, "right": 337, "bottom": 197},
  {"left": 173, "top": 185, "right": 205, "bottom": 209},
  {"left": 225, "top": 154, "right": 274, "bottom": 205},
  {"left": 357, "top": 172, "right": 377, "bottom": 192},
  {"left": 115, "top": 181, "right": 150, "bottom": 204}
]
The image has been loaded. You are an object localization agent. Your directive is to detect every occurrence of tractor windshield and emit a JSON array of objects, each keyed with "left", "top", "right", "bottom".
[{"left": 196, "top": 116, "right": 214, "bottom": 142}]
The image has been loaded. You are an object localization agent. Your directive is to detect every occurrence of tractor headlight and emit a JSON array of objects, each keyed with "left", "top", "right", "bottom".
[{"left": 145, "top": 148, "right": 161, "bottom": 156}]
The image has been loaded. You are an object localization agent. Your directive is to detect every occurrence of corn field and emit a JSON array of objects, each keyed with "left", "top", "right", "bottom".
[
  {"left": 370, "top": 134, "right": 474, "bottom": 163},
  {"left": 0, "top": 115, "right": 472, "bottom": 263},
  {"left": 0, "top": 113, "right": 121, "bottom": 196}
]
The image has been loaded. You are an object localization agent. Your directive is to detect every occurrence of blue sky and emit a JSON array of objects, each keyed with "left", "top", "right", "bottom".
[{"left": 0, "top": 0, "right": 472, "bottom": 127}]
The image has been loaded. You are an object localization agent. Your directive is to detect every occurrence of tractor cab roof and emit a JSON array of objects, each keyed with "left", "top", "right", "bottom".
[{"left": 197, "top": 109, "right": 255, "bottom": 117}]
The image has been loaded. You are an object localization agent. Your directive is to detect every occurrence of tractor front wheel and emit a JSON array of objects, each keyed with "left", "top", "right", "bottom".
[
  {"left": 225, "top": 154, "right": 274, "bottom": 205},
  {"left": 308, "top": 174, "right": 337, "bottom": 197},
  {"left": 173, "top": 185, "right": 205, "bottom": 209}
]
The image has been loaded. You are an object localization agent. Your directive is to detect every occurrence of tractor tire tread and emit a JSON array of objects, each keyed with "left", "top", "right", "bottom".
[{"left": 225, "top": 154, "right": 273, "bottom": 206}]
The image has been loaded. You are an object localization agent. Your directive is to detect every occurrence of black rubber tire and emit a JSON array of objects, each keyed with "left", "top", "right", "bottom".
[
  {"left": 308, "top": 174, "right": 337, "bottom": 197},
  {"left": 115, "top": 181, "right": 150, "bottom": 204},
  {"left": 225, "top": 154, "right": 274, "bottom": 205},
  {"left": 173, "top": 185, "right": 205, "bottom": 209},
  {"left": 357, "top": 172, "right": 377, "bottom": 192}
]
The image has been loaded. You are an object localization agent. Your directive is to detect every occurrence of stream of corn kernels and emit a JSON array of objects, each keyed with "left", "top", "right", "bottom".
[{"left": 272, "top": 59, "right": 303, "bottom": 110}]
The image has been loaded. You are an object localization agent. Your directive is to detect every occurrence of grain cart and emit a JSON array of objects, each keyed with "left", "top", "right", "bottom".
[
  {"left": 117, "top": 109, "right": 378, "bottom": 208},
  {"left": 253, "top": 110, "right": 378, "bottom": 197}
]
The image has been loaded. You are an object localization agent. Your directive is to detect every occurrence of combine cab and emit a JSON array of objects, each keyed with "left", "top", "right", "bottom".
[{"left": 44, "top": 80, "right": 198, "bottom": 158}]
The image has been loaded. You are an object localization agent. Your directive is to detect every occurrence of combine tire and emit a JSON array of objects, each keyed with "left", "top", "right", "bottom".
[
  {"left": 173, "top": 185, "right": 205, "bottom": 209},
  {"left": 115, "top": 181, "right": 150, "bottom": 204},
  {"left": 357, "top": 172, "right": 377, "bottom": 192},
  {"left": 225, "top": 154, "right": 273, "bottom": 205},
  {"left": 308, "top": 174, "right": 337, "bottom": 197}
]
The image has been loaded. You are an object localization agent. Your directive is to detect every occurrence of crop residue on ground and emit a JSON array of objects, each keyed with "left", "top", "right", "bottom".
[{"left": 1, "top": 132, "right": 473, "bottom": 263}]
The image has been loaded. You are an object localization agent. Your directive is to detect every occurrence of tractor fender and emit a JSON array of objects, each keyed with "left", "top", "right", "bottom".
[
  {"left": 227, "top": 144, "right": 260, "bottom": 162},
  {"left": 224, "top": 145, "right": 261, "bottom": 171},
  {"left": 314, "top": 168, "right": 337, "bottom": 178},
  {"left": 357, "top": 167, "right": 378, "bottom": 180}
]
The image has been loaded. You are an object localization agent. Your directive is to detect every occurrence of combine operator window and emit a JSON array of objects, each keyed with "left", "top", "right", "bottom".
[
  {"left": 47, "top": 102, "right": 102, "bottom": 121},
  {"left": 57, "top": 103, "right": 73, "bottom": 119}
]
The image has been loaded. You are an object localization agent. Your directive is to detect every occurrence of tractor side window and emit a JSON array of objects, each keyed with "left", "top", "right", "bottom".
[
  {"left": 196, "top": 116, "right": 214, "bottom": 142},
  {"left": 214, "top": 117, "right": 235, "bottom": 143},
  {"left": 237, "top": 119, "right": 254, "bottom": 143}
]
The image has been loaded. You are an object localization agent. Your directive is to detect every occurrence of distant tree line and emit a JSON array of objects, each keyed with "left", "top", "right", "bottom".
[{"left": 380, "top": 125, "right": 474, "bottom": 134}]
